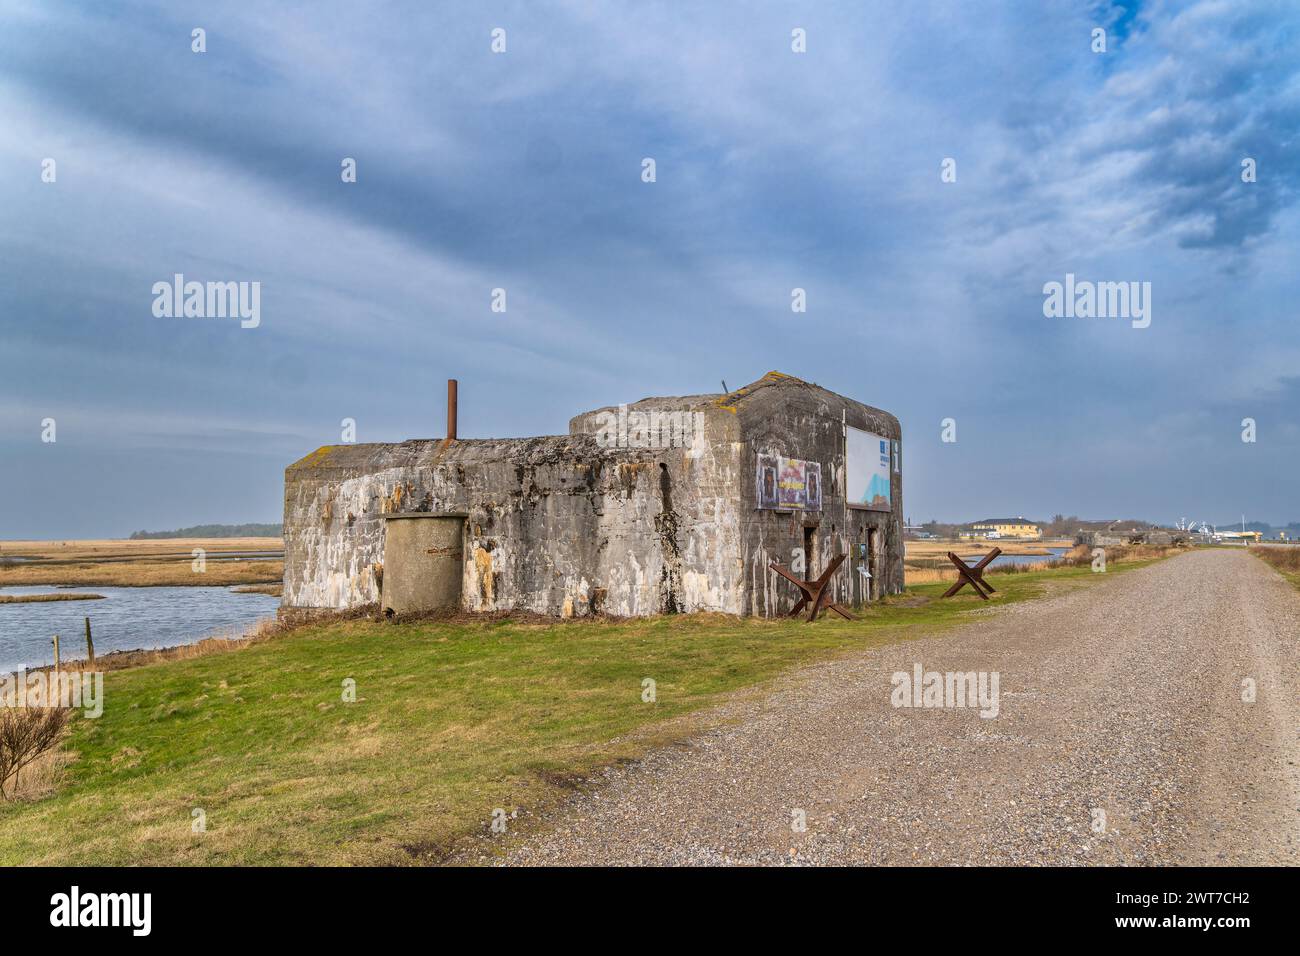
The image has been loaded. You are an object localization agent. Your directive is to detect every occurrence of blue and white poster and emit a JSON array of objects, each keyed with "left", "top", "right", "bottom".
[{"left": 846, "top": 426, "right": 891, "bottom": 512}]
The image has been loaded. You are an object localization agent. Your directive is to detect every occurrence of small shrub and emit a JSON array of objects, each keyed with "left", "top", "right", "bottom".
[{"left": 0, "top": 707, "right": 70, "bottom": 800}]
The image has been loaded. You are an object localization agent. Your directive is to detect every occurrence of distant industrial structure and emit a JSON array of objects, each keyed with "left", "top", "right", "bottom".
[{"left": 1205, "top": 529, "right": 1262, "bottom": 544}]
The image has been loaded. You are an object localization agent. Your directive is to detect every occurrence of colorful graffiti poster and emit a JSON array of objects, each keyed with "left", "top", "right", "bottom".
[
  {"left": 757, "top": 454, "right": 823, "bottom": 511},
  {"left": 805, "top": 461, "right": 822, "bottom": 510},
  {"left": 777, "top": 457, "right": 807, "bottom": 509}
]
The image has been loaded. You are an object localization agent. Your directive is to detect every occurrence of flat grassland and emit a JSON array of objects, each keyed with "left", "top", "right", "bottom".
[
  {"left": 0, "top": 557, "right": 1162, "bottom": 866},
  {"left": 0, "top": 538, "right": 283, "bottom": 588}
]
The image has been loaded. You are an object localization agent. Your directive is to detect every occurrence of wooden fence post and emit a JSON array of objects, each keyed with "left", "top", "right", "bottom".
[
  {"left": 84, "top": 617, "right": 95, "bottom": 665},
  {"left": 52, "top": 634, "right": 60, "bottom": 671}
]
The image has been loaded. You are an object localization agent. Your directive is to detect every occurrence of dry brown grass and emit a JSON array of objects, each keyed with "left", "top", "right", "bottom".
[
  {"left": 0, "top": 707, "right": 70, "bottom": 801},
  {"left": 905, "top": 538, "right": 1074, "bottom": 559},
  {"left": 0, "top": 593, "right": 106, "bottom": 604},
  {"left": 904, "top": 566, "right": 961, "bottom": 585},
  {"left": 8, "top": 747, "right": 70, "bottom": 801},
  {"left": 1254, "top": 545, "right": 1300, "bottom": 579},
  {"left": 231, "top": 584, "right": 283, "bottom": 596},
  {"left": 0, "top": 537, "right": 281, "bottom": 561},
  {"left": 0, "top": 537, "right": 283, "bottom": 588},
  {"left": 0, "top": 559, "right": 281, "bottom": 588}
]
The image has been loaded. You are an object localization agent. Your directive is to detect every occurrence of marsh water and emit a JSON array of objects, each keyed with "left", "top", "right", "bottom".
[
  {"left": 960, "top": 547, "right": 1070, "bottom": 567},
  {"left": 0, "top": 586, "right": 280, "bottom": 673}
]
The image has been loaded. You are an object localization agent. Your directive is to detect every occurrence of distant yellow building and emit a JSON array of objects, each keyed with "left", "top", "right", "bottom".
[{"left": 969, "top": 517, "right": 1041, "bottom": 539}]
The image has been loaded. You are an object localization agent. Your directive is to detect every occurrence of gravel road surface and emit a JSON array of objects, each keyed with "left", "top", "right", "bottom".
[{"left": 493, "top": 549, "right": 1300, "bottom": 865}]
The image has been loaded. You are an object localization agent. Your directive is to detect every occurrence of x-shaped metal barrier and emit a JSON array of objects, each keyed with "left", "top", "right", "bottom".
[
  {"left": 942, "top": 547, "right": 1001, "bottom": 600},
  {"left": 769, "top": 552, "right": 857, "bottom": 621}
]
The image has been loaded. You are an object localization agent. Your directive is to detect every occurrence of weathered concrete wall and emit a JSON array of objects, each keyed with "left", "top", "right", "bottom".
[
  {"left": 568, "top": 395, "right": 744, "bottom": 613},
  {"left": 282, "top": 372, "right": 901, "bottom": 619},
  {"left": 283, "top": 423, "right": 745, "bottom": 616}
]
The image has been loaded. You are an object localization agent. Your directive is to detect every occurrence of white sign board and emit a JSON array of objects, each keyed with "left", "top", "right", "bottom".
[{"left": 846, "top": 426, "right": 891, "bottom": 512}]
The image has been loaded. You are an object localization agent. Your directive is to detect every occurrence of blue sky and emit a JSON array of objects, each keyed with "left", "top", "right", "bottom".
[{"left": 1, "top": 0, "right": 1298, "bottom": 537}]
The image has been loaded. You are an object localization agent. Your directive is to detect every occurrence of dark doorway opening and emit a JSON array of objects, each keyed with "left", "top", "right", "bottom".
[
  {"left": 866, "top": 527, "right": 880, "bottom": 601},
  {"left": 854, "top": 525, "right": 867, "bottom": 607},
  {"left": 803, "top": 525, "right": 816, "bottom": 582}
]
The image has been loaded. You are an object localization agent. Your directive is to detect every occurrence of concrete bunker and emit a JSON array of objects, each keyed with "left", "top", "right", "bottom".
[{"left": 282, "top": 372, "right": 904, "bottom": 618}]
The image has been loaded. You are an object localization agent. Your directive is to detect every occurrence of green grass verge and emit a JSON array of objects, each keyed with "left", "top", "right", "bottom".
[{"left": 0, "top": 561, "right": 1147, "bottom": 865}]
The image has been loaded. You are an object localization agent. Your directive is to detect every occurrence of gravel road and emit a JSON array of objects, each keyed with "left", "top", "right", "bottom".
[{"left": 493, "top": 548, "right": 1300, "bottom": 865}]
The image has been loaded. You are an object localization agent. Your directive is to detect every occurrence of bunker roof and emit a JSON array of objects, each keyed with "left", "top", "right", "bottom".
[
  {"left": 575, "top": 371, "right": 899, "bottom": 430},
  {"left": 287, "top": 372, "right": 900, "bottom": 478}
]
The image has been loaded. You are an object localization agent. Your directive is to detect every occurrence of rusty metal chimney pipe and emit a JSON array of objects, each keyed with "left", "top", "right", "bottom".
[{"left": 447, "top": 379, "right": 458, "bottom": 440}]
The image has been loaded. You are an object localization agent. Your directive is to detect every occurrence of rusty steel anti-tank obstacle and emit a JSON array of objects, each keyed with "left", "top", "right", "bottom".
[
  {"left": 942, "top": 547, "right": 1002, "bottom": 600},
  {"left": 768, "top": 553, "right": 856, "bottom": 622}
]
